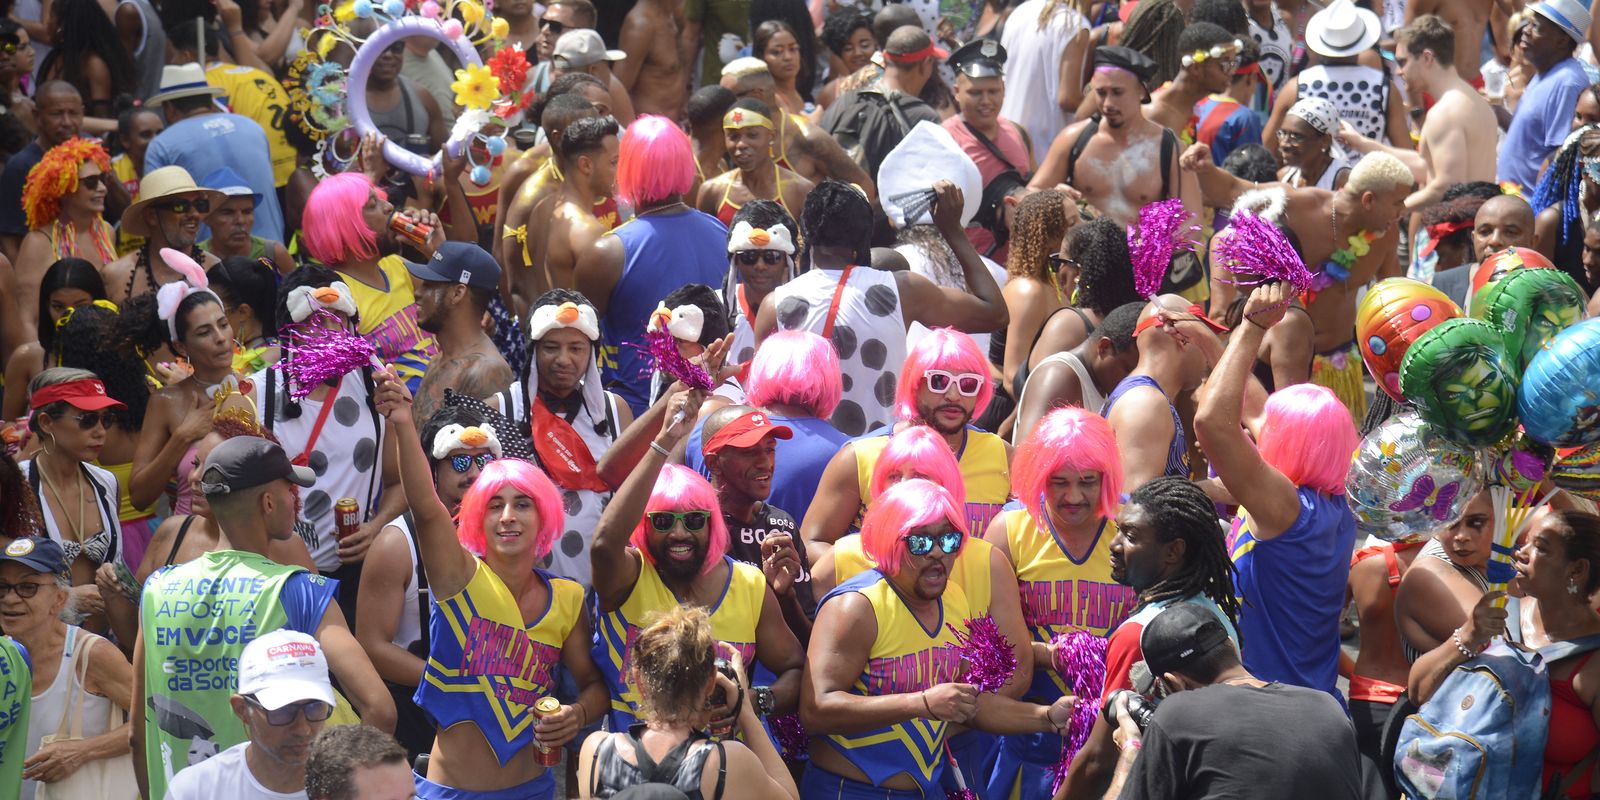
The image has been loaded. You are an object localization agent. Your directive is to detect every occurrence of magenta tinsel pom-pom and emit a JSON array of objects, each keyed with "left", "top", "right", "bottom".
[
  {"left": 948, "top": 615, "right": 1018, "bottom": 695},
  {"left": 1048, "top": 630, "right": 1110, "bottom": 795},
  {"left": 1214, "top": 211, "right": 1316, "bottom": 294},
  {"left": 1126, "top": 198, "right": 1198, "bottom": 299},
  {"left": 945, "top": 790, "right": 980, "bottom": 800},
  {"left": 769, "top": 713, "right": 808, "bottom": 761},
  {"left": 634, "top": 327, "right": 715, "bottom": 391},
  {"left": 275, "top": 316, "right": 378, "bottom": 400}
]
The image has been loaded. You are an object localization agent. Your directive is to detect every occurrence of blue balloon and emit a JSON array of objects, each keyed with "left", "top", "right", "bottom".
[
  {"left": 1518, "top": 318, "right": 1600, "bottom": 446},
  {"left": 352, "top": 0, "right": 373, "bottom": 16}
]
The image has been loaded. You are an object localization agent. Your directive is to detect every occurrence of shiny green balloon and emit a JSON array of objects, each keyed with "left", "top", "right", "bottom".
[
  {"left": 1471, "top": 267, "right": 1587, "bottom": 371},
  {"left": 1399, "top": 317, "right": 1521, "bottom": 447}
]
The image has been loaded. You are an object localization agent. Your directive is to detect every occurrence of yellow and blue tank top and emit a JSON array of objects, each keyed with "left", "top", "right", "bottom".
[
  {"left": 853, "top": 426, "right": 1011, "bottom": 536},
  {"left": 593, "top": 556, "right": 766, "bottom": 728},
  {"left": 416, "top": 560, "right": 584, "bottom": 765},
  {"left": 339, "top": 255, "right": 438, "bottom": 394},
  {"left": 817, "top": 569, "right": 970, "bottom": 794},
  {"left": 1003, "top": 509, "right": 1138, "bottom": 699},
  {"left": 832, "top": 532, "right": 994, "bottom": 613}
]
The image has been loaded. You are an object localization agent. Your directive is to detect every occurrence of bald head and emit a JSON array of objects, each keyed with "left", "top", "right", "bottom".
[
  {"left": 874, "top": 4, "right": 922, "bottom": 43},
  {"left": 1472, "top": 195, "right": 1535, "bottom": 259},
  {"left": 1136, "top": 294, "right": 1223, "bottom": 388},
  {"left": 34, "top": 81, "right": 84, "bottom": 147}
]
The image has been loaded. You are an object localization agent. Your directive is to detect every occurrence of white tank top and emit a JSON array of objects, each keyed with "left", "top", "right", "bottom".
[
  {"left": 387, "top": 516, "right": 422, "bottom": 651},
  {"left": 772, "top": 266, "right": 908, "bottom": 437},
  {"left": 23, "top": 627, "right": 115, "bottom": 800},
  {"left": 1011, "top": 351, "right": 1107, "bottom": 447}
]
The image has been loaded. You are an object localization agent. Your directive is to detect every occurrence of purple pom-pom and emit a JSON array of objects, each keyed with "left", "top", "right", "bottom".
[
  {"left": 1126, "top": 198, "right": 1198, "bottom": 299},
  {"left": 275, "top": 314, "right": 379, "bottom": 400},
  {"left": 769, "top": 713, "right": 808, "bottom": 761},
  {"left": 633, "top": 327, "right": 715, "bottom": 391},
  {"left": 1214, "top": 211, "right": 1316, "bottom": 295},
  {"left": 948, "top": 615, "right": 1018, "bottom": 694},
  {"left": 945, "top": 790, "right": 980, "bottom": 800},
  {"left": 1047, "top": 630, "right": 1110, "bottom": 795}
]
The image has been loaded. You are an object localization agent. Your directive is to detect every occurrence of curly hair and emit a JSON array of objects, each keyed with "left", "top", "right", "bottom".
[
  {"left": 1006, "top": 189, "right": 1070, "bottom": 282},
  {"left": 0, "top": 449, "right": 42, "bottom": 537},
  {"left": 57, "top": 304, "right": 149, "bottom": 431},
  {"left": 23, "top": 137, "right": 111, "bottom": 229},
  {"left": 629, "top": 605, "right": 719, "bottom": 724},
  {"left": 1070, "top": 217, "right": 1142, "bottom": 317},
  {"left": 821, "top": 8, "right": 874, "bottom": 56}
]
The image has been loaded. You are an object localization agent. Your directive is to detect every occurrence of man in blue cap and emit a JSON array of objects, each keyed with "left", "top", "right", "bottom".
[
  {"left": 407, "top": 242, "right": 514, "bottom": 421},
  {"left": 200, "top": 166, "right": 294, "bottom": 274},
  {"left": 1497, "top": 0, "right": 1594, "bottom": 191}
]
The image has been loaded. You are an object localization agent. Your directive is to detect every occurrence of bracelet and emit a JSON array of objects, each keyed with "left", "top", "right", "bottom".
[
  {"left": 1452, "top": 627, "right": 1484, "bottom": 659},
  {"left": 649, "top": 441, "right": 670, "bottom": 458},
  {"left": 922, "top": 690, "right": 936, "bottom": 720},
  {"left": 1122, "top": 739, "right": 1143, "bottom": 753}
]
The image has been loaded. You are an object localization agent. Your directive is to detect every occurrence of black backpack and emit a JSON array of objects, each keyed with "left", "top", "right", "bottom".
[{"left": 821, "top": 88, "right": 928, "bottom": 181}]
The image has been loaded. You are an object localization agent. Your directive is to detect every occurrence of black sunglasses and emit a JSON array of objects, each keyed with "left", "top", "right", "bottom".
[
  {"left": 540, "top": 17, "right": 567, "bottom": 34},
  {"left": 244, "top": 695, "right": 333, "bottom": 726},
  {"left": 735, "top": 250, "right": 786, "bottom": 266},
  {"left": 1046, "top": 253, "right": 1075, "bottom": 273},
  {"left": 76, "top": 174, "right": 107, "bottom": 191},
  {"left": 648, "top": 511, "right": 710, "bottom": 533},
  {"left": 156, "top": 197, "right": 211, "bottom": 215},
  {"left": 903, "top": 529, "right": 963, "bottom": 557},
  {"left": 58, "top": 411, "right": 109, "bottom": 430},
  {"left": 449, "top": 453, "right": 496, "bottom": 473}
]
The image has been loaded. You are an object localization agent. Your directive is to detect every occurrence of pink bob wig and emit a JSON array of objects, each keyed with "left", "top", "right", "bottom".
[
  {"left": 1256, "top": 383, "right": 1358, "bottom": 495},
  {"left": 860, "top": 479, "right": 967, "bottom": 577},
  {"left": 745, "top": 330, "right": 842, "bottom": 418},
  {"left": 895, "top": 328, "right": 994, "bottom": 422},
  {"left": 1013, "top": 407, "right": 1123, "bottom": 527},
  {"left": 302, "top": 173, "right": 380, "bottom": 267},
  {"left": 868, "top": 424, "right": 966, "bottom": 508},
  {"left": 454, "top": 458, "right": 564, "bottom": 560},
  {"left": 628, "top": 463, "right": 731, "bottom": 576},
  {"left": 617, "top": 115, "right": 696, "bottom": 208}
]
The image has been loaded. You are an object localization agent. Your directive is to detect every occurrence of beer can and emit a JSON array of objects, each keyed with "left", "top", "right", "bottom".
[
  {"left": 389, "top": 212, "right": 434, "bottom": 248},
  {"left": 533, "top": 696, "right": 564, "bottom": 767},
  {"left": 334, "top": 497, "right": 360, "bottom": 540}
]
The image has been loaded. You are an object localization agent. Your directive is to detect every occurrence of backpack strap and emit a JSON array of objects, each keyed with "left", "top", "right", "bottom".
[
  {"left": 711, "top": 740, "right": 726, "bottom": 800},
  {"left": 1538, "top": 633, "right": 1600, "bottom": 665},
  {"left": 405, "top": 511, "right": 430, "bottom": 655},
  {"left": 1159, "top": 127, "right": 1177, "bottom": 199},
  {"left": 1065, "top": 115, "right": 1100, "bottom": 187}
]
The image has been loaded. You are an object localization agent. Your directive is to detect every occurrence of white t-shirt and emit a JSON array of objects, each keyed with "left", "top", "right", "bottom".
[{"left": 167, "top": 742, "right": 306, "bottom": 800}]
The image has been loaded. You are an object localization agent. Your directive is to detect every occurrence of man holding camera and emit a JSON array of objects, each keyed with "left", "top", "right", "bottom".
[{"left": 1100, "top": 603, "right": 1365, "bottom": 800}]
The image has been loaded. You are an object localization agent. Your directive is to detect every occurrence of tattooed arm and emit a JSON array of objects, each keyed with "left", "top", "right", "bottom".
[{"left": 412, "top": 351, "right": 516, "bottom": 422}]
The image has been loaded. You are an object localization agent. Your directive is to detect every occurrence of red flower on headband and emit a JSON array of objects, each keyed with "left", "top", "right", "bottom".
[{"left": 488, "top": 46, "right": 531, "bottom": 111}]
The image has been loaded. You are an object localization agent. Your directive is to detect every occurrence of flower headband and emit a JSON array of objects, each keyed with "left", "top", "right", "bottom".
[
  {"left": 647, "top": 302, "right": 705, "bottom": 342},
  {"left": 723, "top": 107, "right": 774, "bottom": 131},
  {"left": 431, "top": 423, "right": 503, "bottom": 459},
  {"left": 526, "top": 300, "right": 599, "bottom": 341},
  {"left": 155, "top": 248, "right": 222, "bottom": 340},
  {"left": 728, "top": 221, "right": 795, "bottom": 255},
  {"left": 286, "top": 282, "right": 358, "bottom": 324},
  {"left": 1181, "top": 39, "right": 1243, "bottom": 68}
]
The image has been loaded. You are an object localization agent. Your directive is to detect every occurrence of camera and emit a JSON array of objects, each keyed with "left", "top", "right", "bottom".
[
  {"left": 1101, "top": 689, "right": 1158, "bottom": 734},
  {"left": 709, "top": 657, "right": 740, "bottom": 707}
]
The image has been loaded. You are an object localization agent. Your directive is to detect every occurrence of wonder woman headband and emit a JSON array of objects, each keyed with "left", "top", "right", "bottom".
[
  {"left": 527, "top": 301, "right": 599, "bottom": 341},
  {"left": 723, "top": 107, "right": 774, "bottom": 130}
]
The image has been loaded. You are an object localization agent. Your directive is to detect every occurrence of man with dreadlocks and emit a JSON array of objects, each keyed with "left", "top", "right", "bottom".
[
  {"left": 1056, "top": 475, "right": 1242, "bottom": 800},
  {"left": 1531, "top": 125, "right": 1600, "bottom": 294}
]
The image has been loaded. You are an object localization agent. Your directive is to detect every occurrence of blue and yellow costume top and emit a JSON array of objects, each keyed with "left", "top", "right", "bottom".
[
  {"left": 416, "top": 560, "right": 584, "bottom": 766},
  {"left": 815, "top": 569, "right": 970, "bottom": 795},
  {"left": 852, "top": 426, "right": 1012, "bottom": 537},
  {"left": 594, "top": 555, "right": 766, "bottom": 729},
  {"left": 831, "top": 533, "right": 994, "bottom": 613}
]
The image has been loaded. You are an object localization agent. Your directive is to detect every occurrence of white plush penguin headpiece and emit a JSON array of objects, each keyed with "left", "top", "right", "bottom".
[
  {"left": 727, "top": 221, "right": 796, "bottom": 255},
  {"left": 525, "top": 298, "right": 606, "bottom": 422},
  {"left": 430, "top": 423, "right": 504, "bottom": 459},
  {"left": 646, "top": 302, "right": 705, "bottom": 342}
]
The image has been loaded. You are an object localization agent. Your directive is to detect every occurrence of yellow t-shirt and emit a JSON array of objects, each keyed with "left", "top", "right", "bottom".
[
  {"left": 337, "top": 255, "right": 437, "bottom": 391},
  {"left": 853, "top": 428, "right": 1011, "bottom": 536},
  {"left": 206, "top": 62, "right": 297, "bottom": 186}
]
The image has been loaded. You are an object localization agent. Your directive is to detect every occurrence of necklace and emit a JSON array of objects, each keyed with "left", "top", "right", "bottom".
[
  {"left": 1314, "top": 201, "right": 1376, "bottom": 291},
  {"left": 36, "top": 451, "right": 88, "bottom": 544},
  {"left": 636, "top": 201, "right": 688, "bottom": 218},
  {"left": 129, "top": 243, "right": 206, "bottom": 300}
]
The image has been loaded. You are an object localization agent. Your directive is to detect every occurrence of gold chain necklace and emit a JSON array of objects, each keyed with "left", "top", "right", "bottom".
[{"left": 37, "top": 451, "right": 87, "bottom": 544}]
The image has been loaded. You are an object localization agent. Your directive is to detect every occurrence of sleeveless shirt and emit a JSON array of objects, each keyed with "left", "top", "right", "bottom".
[
  {"left": 771, "top": 267, "right": 907, "bottom": 437},
  {"left": 1298, "top": 65, "right": 1389, "bottom": 143},
  {"left": 1100, "top": 375, "right": 1188, "bottom": 479}
]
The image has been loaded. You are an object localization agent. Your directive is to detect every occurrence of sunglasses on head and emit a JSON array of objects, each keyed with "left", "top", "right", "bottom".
[
  {"left": 449, "top": 453, "right": 496, "bottom": 473},
  {"left": 243, "top": 695, "right": 333, "bottom": 726},
  {"left": 923, "top": 369, "right": 984, "bottom": 396},
  {"left": 59, "top": 410, "right": 109, "bottom": 430},
  {"left": 0, "top": 581, "right": 48, "bottom": 599},
  {"left": 903, "top": 529, "right": 963, "bottom": 557},
  {"left": 734, "top": 250, "right": 786, "bottom": 266},
  {"left": 648, "top": 510, "right": 710, "bottom": 533},
  {"left": 540, "top": 17, "right": 567, "bottom": 34},
  {"left": 76, "top": 174, "right": 106, "bottom": 191},
  {"left": 1046, "top": 253, "right": 1075, "bottom": 273},
  {"left": 156, "top": 197, "right": 211, "bottom": 215}
]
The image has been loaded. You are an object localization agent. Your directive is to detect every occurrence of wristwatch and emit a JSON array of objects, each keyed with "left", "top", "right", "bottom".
[{"left": 753, "top": 685, "right": 776, "bottom": 717}]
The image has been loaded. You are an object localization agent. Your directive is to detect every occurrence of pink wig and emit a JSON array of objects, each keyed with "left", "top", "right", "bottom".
[
  {"left": 895, "top": 328, "right": 994, "bottom": 421},
  {"left": 1257, "top": 383, "right": 1358, "bottom": 495},
  {"left": 616, "top": 115, "right": 696, "bottom": 208},
  {"left": 454, "top": 458, "right": 564, "bottom": 561},
  {"left": 1013, "top": 407, "right": 1123, "bottom": 527},
  {"left": 860, "top": 479, "right": 967, "bottom": 577},
  {"left": 302, "top": 173, "right": 379, "bottom": 267},
  {"left": 868, "top": 425, "right": 966, "bottom": 508},
  {"left": 628, "top": 463, "right": 731, "bottom": 576},
  {"left": 745, "top": 330, "right": 842, "bottom": 418}
]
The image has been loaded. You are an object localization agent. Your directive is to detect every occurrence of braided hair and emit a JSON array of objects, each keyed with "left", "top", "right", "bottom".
[
  {"left": 1121, "top": 0, "right": 1185, "bottom": 85},
  {"left": 1126, "top": 477, "right": 1241, "bottom": 628},
  {"left": 1530, "top": 125, "right": 1600, "bottom": 249},
  {"left": 1070, "top": 218, "right": 1143, "bottom": 317}
]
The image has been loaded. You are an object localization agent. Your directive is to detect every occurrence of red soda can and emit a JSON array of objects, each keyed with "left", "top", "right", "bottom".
[
  {"left": 389, "top": 212, "right": 434, "bottom": 248},
  {"left": 334, "top": 497, "right": 360, "bottom": 540},
  {"left": 533, "top": 696, "right": 564, "bottom": 767}
]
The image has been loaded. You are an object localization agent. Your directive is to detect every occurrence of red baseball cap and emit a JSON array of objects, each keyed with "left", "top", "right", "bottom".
[
  {"left": 703, "top": 411, "right": 793, "bottom": 456},
  {"left": 29, "top": 379, "right": 127, "bottom": 412}
]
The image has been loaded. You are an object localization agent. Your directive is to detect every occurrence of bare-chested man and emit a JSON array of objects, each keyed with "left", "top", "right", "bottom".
[
  {"left": 687, "top": 84, "right": 737, "bottom": 181},
  {"left": 1405, "top": 0, "right": 1496, "bottom": 83},
  {"left": 695, "top": 98, "right": 814, "bottom": 227},
  {"left": 1183, "top": 144, "right": 1413, "bottom": 422},
  {"left": 493, "top": 0, "right": 540, "bottom": 54},
  {"left": 1337, "top": 15, "right": 1497, "bottom": 212},
  {"left": 720, "top": 58, "right": 877, "bottom": 199},
  {"left": 1030, "top": 46, "right": 1199, "bottom": 227},
  {"left": 615, "top": 0, "right": 687, "bottom": 118},
  {"left": 406, "top": 242, "right": 515, "bottom": 421},
  {"left": 543, "top": 116, "right": 619, "bottom": 291},
  {"left": 1147, "top": 23, "right": 1241, "bottom": 141}
]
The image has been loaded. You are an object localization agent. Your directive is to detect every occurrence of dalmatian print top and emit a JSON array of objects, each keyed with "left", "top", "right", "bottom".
[
  {"left": 1298, "top": 64, "right": 1391, "bottom": 144},
  {"left": 771, "top": 266, "right": 907, "bottom": 438}
]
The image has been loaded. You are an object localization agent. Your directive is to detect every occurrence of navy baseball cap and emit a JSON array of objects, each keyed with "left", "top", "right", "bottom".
[
  {"left": 0, "top": 537, "right": 68, "bottom": 576},
  {"left": 405, "top": 242, "right": 501, "bottom": 292}
]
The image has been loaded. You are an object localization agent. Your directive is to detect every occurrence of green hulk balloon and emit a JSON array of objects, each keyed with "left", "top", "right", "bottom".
[
  {"left": 1471, "top": 267, "right": 1586, "bottom": 370},
  {"left": 1399, "top": 317, "right": 1520, "bottom": 447}
]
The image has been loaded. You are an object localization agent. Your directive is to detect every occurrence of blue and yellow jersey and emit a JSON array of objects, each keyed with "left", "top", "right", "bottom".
[
  {"left": 832, "top": 533, "right": 994, "bottom": 613},
  {"left": 853, "top": 426, "right": 1011, "bottom": 537},
  {"left": 339, "top": 255, "right": 437, "bottom": 393},
  {"left": 416, "top": 561, "right": 583, "bottom": 766},
  {"left": 593, "top": 556, "right": 766, "bottom": 728},
  {"left": 816, "top": 569, "right": 970, "bottom": 794}
]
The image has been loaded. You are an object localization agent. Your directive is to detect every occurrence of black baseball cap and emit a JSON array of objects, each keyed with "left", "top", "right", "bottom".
[
  {"left": 0, "top": 537, "right": 67, "bottom": 576},
  {"left": 199, "top": 436, "right": 316, "bottom": 496},
  {"left": 1140, "top": 602, "right": 1233, "bottom": 677},
  {"left": 948, "top": 38, "right": 1007, "bottom": 78},
  {"left": 404, "top": 242, "right": 502, "bottom": 292}
]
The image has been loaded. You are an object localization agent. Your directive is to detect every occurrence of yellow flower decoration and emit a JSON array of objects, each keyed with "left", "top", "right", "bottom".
[
  {"left": 458, "top": 0, "right": 484, "bottom": 26},
  {"left": 451, "top": 63, "right": 500, "bottom": 110},
  {"left": 491, "top": 16, "right": 509, "bottom": 39}
]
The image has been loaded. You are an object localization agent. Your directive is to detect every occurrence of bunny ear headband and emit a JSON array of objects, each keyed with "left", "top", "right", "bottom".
[
  {"left": 431, "top": 423, "right": 504, "bottom": 459},
  {"left": 285, "top": 282, "right": 359, "bottom": 324},
  {"left": 646, "top": 303, "right": 705, "bottom": 343},
  {"left": 728, "top": 221, "right": 796, "bottom": 255},
  {"left": 155, "top": 248, "right": 223, "bottom": 340},
  {"left": 527, "top": 301, "right": 599, "bottom": 342}
]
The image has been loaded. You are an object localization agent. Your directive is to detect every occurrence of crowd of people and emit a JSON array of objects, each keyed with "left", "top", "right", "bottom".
[{"left": 0, "top": 0, "right": 1599, "bottom": 797}]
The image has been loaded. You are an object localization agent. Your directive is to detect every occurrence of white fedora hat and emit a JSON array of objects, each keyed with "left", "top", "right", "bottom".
[
  {"left": 1306, "top": 0, "right": 1381, "bottom": 59},
  {"left": 146, "top": 63, "right": 225, "bottom": 106}
]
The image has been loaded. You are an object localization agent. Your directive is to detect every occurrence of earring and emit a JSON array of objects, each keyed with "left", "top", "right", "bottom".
[{"left": 1570, "top": 578, "right": 1581, "bottom": 595}]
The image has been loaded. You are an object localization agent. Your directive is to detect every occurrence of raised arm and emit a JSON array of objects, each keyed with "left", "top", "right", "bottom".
[
  {"left": 1179, "top": 142, "right": 1260, "bottom": 210},
  {"left": 899, "top": 181, "right": 1008, "bottom": 333}
]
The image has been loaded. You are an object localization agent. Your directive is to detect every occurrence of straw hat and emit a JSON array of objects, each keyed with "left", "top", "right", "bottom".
[{"left": 122, "top": 166, "right": 226, "bottom": 237}]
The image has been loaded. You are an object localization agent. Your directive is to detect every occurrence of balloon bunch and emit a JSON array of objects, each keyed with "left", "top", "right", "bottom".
[{"left": 1348, "top": 249, "right": 1594, "bottom": 540}]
